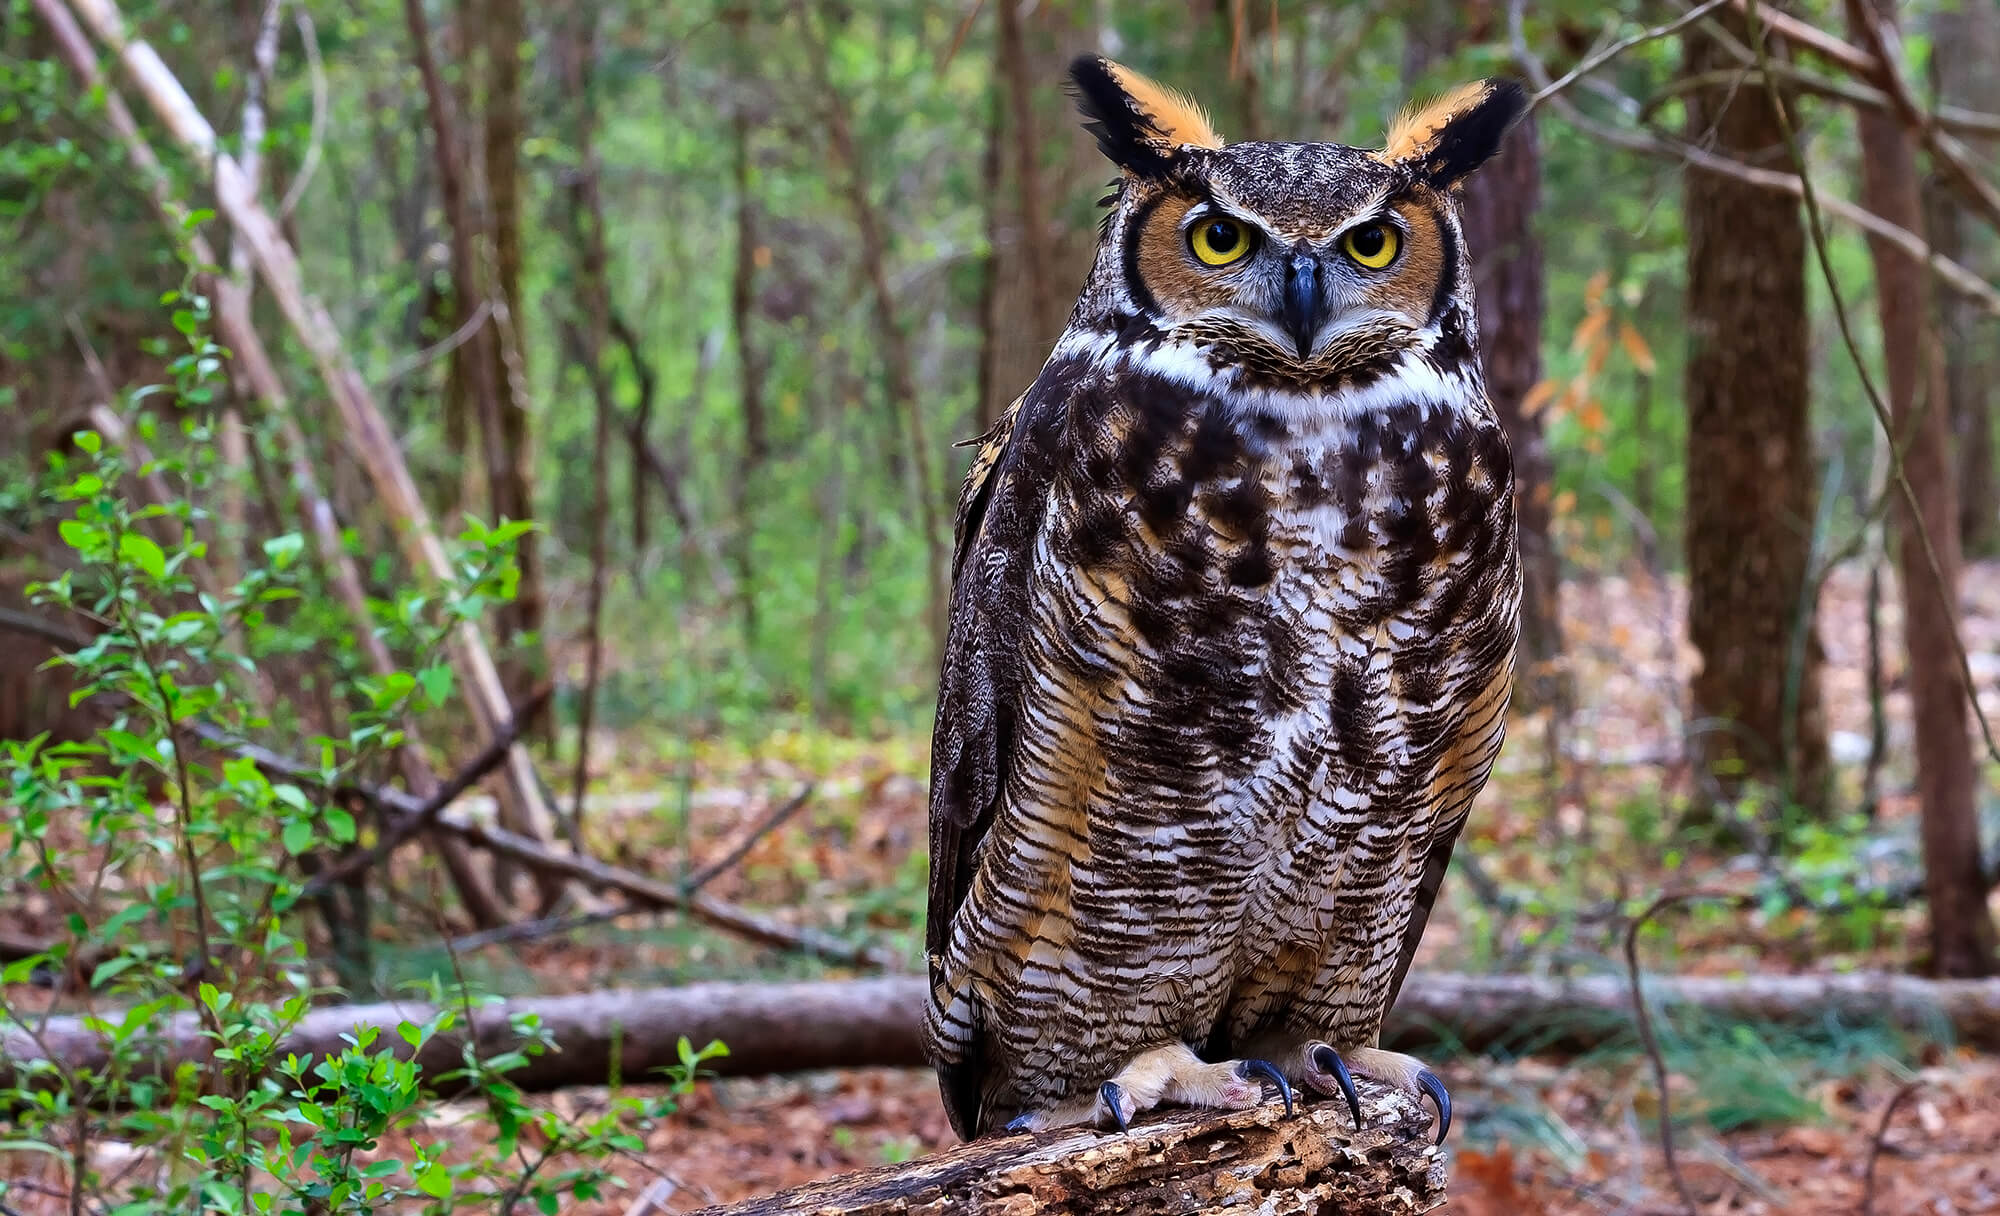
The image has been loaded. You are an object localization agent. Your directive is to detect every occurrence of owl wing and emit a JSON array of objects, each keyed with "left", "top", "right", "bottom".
[
  {"left": 1382, "top": 614, "right": 1516, "bottom": 1012},
  {"left": 925, "top": 379, "right": 1070, "bottom": 1134}
]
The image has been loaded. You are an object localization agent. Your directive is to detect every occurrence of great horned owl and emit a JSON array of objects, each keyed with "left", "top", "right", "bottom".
[{"left": 925, "top": 56, "right": 1524, "bottom": 1141}]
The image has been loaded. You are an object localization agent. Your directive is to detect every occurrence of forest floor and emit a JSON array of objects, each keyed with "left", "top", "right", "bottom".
[
  {"left": 402, "top": 561, "right": 2000, "bottom": 1213},
  {"left": 6, "top": 562, "right": 2000, "bottom": 1212}
]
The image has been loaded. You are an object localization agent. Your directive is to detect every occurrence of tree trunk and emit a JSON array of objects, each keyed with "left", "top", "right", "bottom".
[
  {"left": 690, "top": 1098, "right": 1444, "bottom": 1216},
  {"left": 58, "top": 0, "right": 567, "bottom": 905},
  {"left": 974, "top": 0, "right": 1095, "bottom": 433},
  {"left": 804, "top": 2, "right": 946, "bottom": 641},
  {"left": 1924, "top": 2, "right": 2000, "bottom": 557},
  {"left": 1848, "top": 0, "right": 1999, "bottom": 978},
  {"left": 478, "top": 0, "right": 545, "bottom": 705},
  {"left": 1459, "top": 115, "right": 1564, "bottom": 713},
  {"left": 729, "top": 102, "right": 766, "bottom": 642},
  {"left": 1680, "top": 12, "right": 1831, "bottom": 815}
]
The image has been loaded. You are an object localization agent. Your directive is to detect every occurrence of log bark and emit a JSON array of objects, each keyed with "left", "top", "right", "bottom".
[
  {"left": 10, "top": 972, "right": 2000, "bottom": 1099},
  {"left": 688, "top": 1094, "right": 1445, "bottom": 1216}
]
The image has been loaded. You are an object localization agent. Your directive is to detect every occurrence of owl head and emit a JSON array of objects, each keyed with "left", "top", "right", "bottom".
[{"left": 1065, "top": 56, "right": 1525, "bottom": 393}]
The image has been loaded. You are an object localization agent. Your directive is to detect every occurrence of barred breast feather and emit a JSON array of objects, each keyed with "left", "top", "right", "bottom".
[{"left": 923, "top": 322, "right": 1520, "bottom": 1139}]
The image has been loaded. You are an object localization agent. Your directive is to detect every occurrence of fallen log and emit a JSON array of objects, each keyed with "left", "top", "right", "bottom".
[
  {"left": 686, "top": 1087, "right": 1445, "bottom": 1216},
  {"left": 7, "top": 971, "right": 1997, "bottom": 1101}
]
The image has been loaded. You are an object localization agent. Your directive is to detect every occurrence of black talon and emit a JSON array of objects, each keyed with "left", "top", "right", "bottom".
[
  {"left": 1236, "top": 1058, "right": 1294, "bottom": 1116},
  {"left": 1099, "top": 1080, "right": 1131, "bottom": 1134},
  {"left": 1312, "top": 1044, "right": 1364, "bottom": 1130},
  {"left": 1416, "top": 1069, "right": 1452, "bottom": 1144}
]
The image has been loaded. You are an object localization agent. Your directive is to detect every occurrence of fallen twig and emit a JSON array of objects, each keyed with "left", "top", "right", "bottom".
[
  {"left": 1624, "top": 891, "right": 1755, "bottom": 1216},
  {"left": 1858, "top": 1079, "right": 1925, "bottom": 1216},
  {"left": 685, "top": 783, "right": 815, "bottom": 894},
  {"left": 299, "top": 684, "right": 552, "bottom": 899},
  {"left": 217, "top": 732, "right": 897, "bottom": 971}
]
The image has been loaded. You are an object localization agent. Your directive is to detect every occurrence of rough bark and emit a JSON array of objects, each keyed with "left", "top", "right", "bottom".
[
  {"left": 1924, "top": 2, "right": 2000, "bottom": 557},
  {"left": 691, "top": 1097, "right": 1444, "bottom": 1216},
  {"left": 1847, "top": 0, "right": 1998, "bottom": 977},
  {"left": 478, "top": 0, "right": 545, "bottom": 705},
  {"left": 13, "top": 972, "right": 2000, "bottom": 1100},
  {"left": 1458, "top": 114, "right": 1564, "bottom": 712},
  {"left": 1681, "top": 12, "right": 1831, "bottom": 814}
]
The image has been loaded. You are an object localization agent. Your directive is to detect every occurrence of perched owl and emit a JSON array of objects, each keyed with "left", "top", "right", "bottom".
[{"left": 924, "top": 56, "right": 1524, "bottom": 1142}]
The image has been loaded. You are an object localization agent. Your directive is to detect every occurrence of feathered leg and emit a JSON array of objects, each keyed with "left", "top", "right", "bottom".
[{"left": 1003, "top": 1042, "right": 1293, "bottom": 1133}]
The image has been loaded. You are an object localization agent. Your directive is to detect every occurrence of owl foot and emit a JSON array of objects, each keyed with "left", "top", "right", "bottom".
[
  {"left": 1091, "top": 1044, "right": 1292, "bottom": 1133},
  {"left": 1284, "top": 1043, "right": 1449, "bottom": 1142},
  {"left": 1000, "top": 1042, "right": 1292, "bottom": 1134},
  {"left": 1333, "top": 1045, "right": 1450, "bottom": 1143}
]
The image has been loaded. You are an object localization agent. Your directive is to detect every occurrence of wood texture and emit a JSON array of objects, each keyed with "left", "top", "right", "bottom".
[
  {"left": 1847, "top": 0, "right": 1999, "bottom": 976},
  {"left": 687, "top": 1089, "right": 1444, "bottom": 1216},
  {"left": 12, "top": 972, "right": 2000, "bottom": 1100},
  {"left": 1681, "top": 5, "right": 1830, "bottom": 812}
]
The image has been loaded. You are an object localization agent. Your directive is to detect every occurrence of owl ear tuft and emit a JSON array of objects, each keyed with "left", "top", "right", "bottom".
[
  {"left": 1068, "top": 55, "right": 1222, "bottom": 178},
  {"left": 1381, "top": 78, "right": 1528, "bottom": 188}
]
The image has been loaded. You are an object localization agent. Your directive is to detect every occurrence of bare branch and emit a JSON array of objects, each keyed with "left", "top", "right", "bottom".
[
  {"left": 1529, "top": 0, "right": 1735, "bottom": 107},
  {"left": 1507, "top": 0, "right": 2000, "bottom": 315},
  {"left": 685, "top": 784, "right": 816, "bottom": 894},
  {"left": 277, "top": 5, "right": 327, "bottom": 220}
]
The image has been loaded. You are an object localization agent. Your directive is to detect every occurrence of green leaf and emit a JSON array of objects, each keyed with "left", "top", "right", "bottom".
[
  {"left": 415, "top": 1163, "right": 452, "bottom": 1199},
  {"left": 89, "top": 955, "right": 141, "bottom": 988},
  {"left": 73, "top": 430, "right": 102, "bottom": 455},
  {"left": 325, "top": 807, "right": 356, "bottom": 844},
  {"left": 57, "top": 518, "right": 96, "bottom": 552},
  {"left": 263, "top": 532, "right": 304, "bottom": 571},
  {"left": 281, "top": 819, "right": 313, "bottom": 855},
  {"left": 118, "top": 532, "right": 167, "bottom": 581},
  {"left": 417, "top": 665, "right": 453, "bottom": 706}
]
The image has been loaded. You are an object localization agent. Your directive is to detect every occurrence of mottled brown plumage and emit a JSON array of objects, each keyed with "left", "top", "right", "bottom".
[{"left": 925, "top": 57, "right": 1525, "bottom": 1141}]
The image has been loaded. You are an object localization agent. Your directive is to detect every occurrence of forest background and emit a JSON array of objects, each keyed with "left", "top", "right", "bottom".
[{"left": 1, "top": 0, "right": 1999, "bottom": 1212}]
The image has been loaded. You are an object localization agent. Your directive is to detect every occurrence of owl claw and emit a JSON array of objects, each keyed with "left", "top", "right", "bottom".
[
  {"left": 1003, "top": 1112, "right": 1036, "bottom": 1134},
  {"left": 1098, "top": 1080, "right": 1133, "bottom": 1133},
  {"left": 1309, "top": 1043, "right": 1364, "bottom": 1129},
  {"left": 1235, "top": 1058, "right": 1294, "bottom": 1116},
  {"left": 1416, "top": 1069, "right": 1451, "bottom": 1143}
]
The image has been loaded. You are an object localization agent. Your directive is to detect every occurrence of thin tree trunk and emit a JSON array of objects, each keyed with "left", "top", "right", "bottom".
[
  {"left": 996, "top": 0, "right": 1059, "bottom": 346},
  {"left": 31, "top": 0, "right": 508, "bottom": 929},
  {"left": 975, "top": 0, "right": 1094, "bottom": 433},
  {"left": 803, "top": 3, "right": 946, "bottom": 643},
  {"left": 1680, "top": 11, "right": 1831, "bottom": 815},
  {"left": 558, "top": 8, "right": 612, "bottom": 853},
  {"left": 1848, "top": 0, "right": 1998, "bottom": 978},
  {"left": 1924, "top": 1, "right": 2000, "bottom": 557},
  {"left": 729, "top": 105, "right": 766, "bottom": 643},
  {"left": 479, "top": 0, "right": 545, "bottom": 706},
  {"left": 59, "top": 0, "right": 568, "bottom": 905},
  {"left": 1459, "top": 115, "right": 1564, "bottom": 713}
]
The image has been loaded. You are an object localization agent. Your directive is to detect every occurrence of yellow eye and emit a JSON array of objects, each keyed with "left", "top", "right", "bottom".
[
  {"left": 1189, "top": 217, "right": 1254, "bottom": 267},
  {"left": 1341, "top": 222, "right": 1400, "bottom": 269}
]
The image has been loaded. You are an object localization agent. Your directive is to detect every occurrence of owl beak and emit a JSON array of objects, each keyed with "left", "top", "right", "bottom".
[{"left": 1282, "top": 251, "right": 1325, "bottom": 360}]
